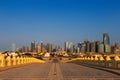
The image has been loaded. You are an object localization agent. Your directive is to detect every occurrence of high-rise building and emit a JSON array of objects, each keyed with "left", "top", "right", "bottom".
[
  {"left": 96, "top": 40, "right": 102, "bottom": 53},
  {"left": 103, "top": 33, "right": 110, "bottom": 45},
  {"left": 12, "top": 43, "right": 16, "bottom": 52},
  {"left": 81, "top": 43, "right": 86, "bottom": 53},
  {"left": 52, "top": 45, "right": 58, "bottom": 52},
  {"left": 16, "top": 47, "right": 22, "bottom": 52},
  {"left": 36, "top": 43, "right": 41, "bottom": 53},
  {"left": 91, "top": 42, "right": 97, "bottom": 52},
  {"left": 31, "top": 41, "right": 35, "bottom": 52},
  {"left": 28, "top": 46, "right": 31, "bottom": 52},
  {"left": 77, "top": 42, "right": 82, "bottom": 52},
  {"left": 41, "top": 41, "right": 45, "bottom": 53},
  {"left": 69, "top": 42, "right": 74, "bottom": 53},
  {"left": 98, "top": 43, "right": 104, "bottom": 53},
  {"left": 104, "top": 44, "right": 111, "bottom": 53},
  {"left": 85, "top": 41, "right": 91, "bottom": 52},
  {"left": 103, "top": 33, "right": 111, "bottom": 53},
  {"left": 46, "top": 43, "right": 52, "bottom": 53},
  {"left": 76, "top": 47, "right": 80, "bottom": 53},
  {"left": 112, "top": 43, "right": 120, "bottom": 54},
  {"left": 22, "top": 46, "right": 30, "bottom": 52},
  {"left": 22, "top": 46, "right": 26, "bottom": 52},
  {"left": 65, "top": 41, "right": 69, "bottom": 52}
]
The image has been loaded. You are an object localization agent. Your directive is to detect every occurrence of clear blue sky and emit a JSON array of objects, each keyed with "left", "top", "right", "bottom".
[{"left": 0, "top": 0, "right": 120, "bottom": 51}]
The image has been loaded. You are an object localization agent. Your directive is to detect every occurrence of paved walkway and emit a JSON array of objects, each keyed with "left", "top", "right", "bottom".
[
  {"left": 0, "top": 58, "right": 120, "bottom": 80},
  {"left": 0, "top": 63, "right": 51, "bottom": 80},
  {"left": 60, "top": 63, "right": 120, "bottom": 80},
  {"left": 73, "top": 61, "right": 120, "bottom": 75}
]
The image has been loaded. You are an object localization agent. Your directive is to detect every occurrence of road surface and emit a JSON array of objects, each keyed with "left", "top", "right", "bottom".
[{"left": 0, "top": 58, "right": 120, "bottom": 80}]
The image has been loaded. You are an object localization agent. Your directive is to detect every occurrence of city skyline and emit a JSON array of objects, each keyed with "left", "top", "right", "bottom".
[
  {"left": 0, "top": 0, "right": 120, "bottom": 51},
  {"left": 12, "top": 33, "right": 119, "bottom": 54}
]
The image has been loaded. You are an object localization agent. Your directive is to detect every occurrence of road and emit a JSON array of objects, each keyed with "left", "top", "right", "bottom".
[{"left": 0, "top": 58, "right": 120, "bottom": 80}]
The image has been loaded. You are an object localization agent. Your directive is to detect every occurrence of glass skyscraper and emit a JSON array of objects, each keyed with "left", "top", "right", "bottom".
[
  {"left": 65, "top": 41, "right": 69, "bottom": 52},
  {"left": 31, "top": 41, "right": 35, "bottom": 52},
  {"left": 103, "top": 33, "right": 110, "bottom": 45},
  {"left": 103, "top": 33, "right": 111, "bottom": 53}
]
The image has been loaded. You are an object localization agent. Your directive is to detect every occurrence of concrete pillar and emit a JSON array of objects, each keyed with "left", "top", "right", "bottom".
[
  {"left": 90, "top": 56, "right": 94, "bottom": 64},
  {"left": 25, "top": 57, "right": 28, "bottom": 64},
  {"left": 90, "top": 56, "right": 94, "bottom": 60},
  {"left": 6, "top": 56, "right": 12, "bottom": 66},
  {"left": 87, "top": 57, "right": 90, "bottom": 60},
  {"left": 25, "top": 57, "right": 28, "bottom": 63},
  {"left": 17, "top": 56, "right": 21, "bottom": 65},
  {"left": 13, "top": 56, "right": 17, "bottom": 65},
  {"left": 84, "top": 57, "right": 87, "bottom": 63},
  {"left": 114, "top": 56, "right": 120, "bottom": 61},
  {"left": 94, "top": 56, "right": 99, "bottom": 65},
  {"left": 21, "top": 57, "right": 24, "bottom": 64},
  {"left": 99, "top": 56, "right": 104, "bottom": 61},
  {"left": 80, "top": 57, "right": 84, "bottom": 63},
  {"left": 28, "top": 57, "right": 30, "bottom": 63},
  {"left": 105, "top": 56, "right": 112, "bottom": 67},
  {"left": 24, "top": 57, "right": 27, "bottom": 64},
  {"left": 0, "top": 54, "right": 5, "bottom": 67},
  {"left": 27, "top": 57, "right": 30, "bottom": 63},
  {"left": 26, "top": 57, "right": 28, "bottom": 63},
  {"left": 114, "top": 56, "right": 120, "bottom": 68},
  {"left": 106, "top": 56, "right": 111, "bottom": 61},
  {"left": 99, "top": 56, "right": 105, "bottom": 66},
  {"left": 87, "top": 57, "right": 90, "bottom": 64}
]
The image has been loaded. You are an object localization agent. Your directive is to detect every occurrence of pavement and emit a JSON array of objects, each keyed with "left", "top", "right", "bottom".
[
  {"left": 60, "top": 63, "right": 120, "bottom": 80},
  {"left": 48, "top": 58, "right": 63, "bottom": 80},
  {"left": 0, "top": 58, "right": 120, "bottom": 80},
  {"left": 72, "top": 61, "right": 120, "bottom": 75}
]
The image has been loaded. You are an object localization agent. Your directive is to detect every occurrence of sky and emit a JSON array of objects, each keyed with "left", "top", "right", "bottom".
[{"left": 0, "top": 0, "right": 120, "bottom": 51}]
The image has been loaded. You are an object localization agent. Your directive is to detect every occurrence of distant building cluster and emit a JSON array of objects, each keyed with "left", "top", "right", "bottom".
[
  {"left": 16, "top": 41, "right": 54, "bottom": 54},
  {"left": 64, "top": 41, "right": 75, "bottom": 54},
  {"left": 14, "top": 33, "right": 120, "bottom": 54},
  {"left": 76, "top": 33, "right": 120, "bottom": 54}
]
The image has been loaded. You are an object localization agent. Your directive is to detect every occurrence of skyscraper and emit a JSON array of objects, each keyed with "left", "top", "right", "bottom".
[
  {"left": 85, "top": 41, "right": 91, "bottom": 53},
  {"left": 41, "top": 41, "right": 45, "bottom": 53},
  {"left": 36, "top": 43, "right": 41, "bottom": 53},
  {"left": 46, "top": 43, "right": 52, "bottom": 53},
  {"left": 98, "top": 43, "right": 104, "bottom": 53},
  {"left": 12, "top": 43, "right": 16, "bottom": 52},
  {"left": 104, "top": 44, "right": 111, "bottom": 53},
  {"left": 81, "top": 43, "right": 86, "bottom": 53},
  {"left": 69, "top": 42, "right": 74, "bottom": 53},
  {"left": 103, "top": 33, "right": 111, "bottom": 53},
  {"left": 31, "top": 41, "right": 35, "bottom": 52},
  {"left": 91, "top": 42, "right": 97, "bottom": 53},
  {"left": 77, "top": 42, "right": 82, "bottom": 52},
  {"left": 103, "top": 33, "right": 110, "bottom": 45},
  {"left": 65, "top": 41, "right": 69, "bottom": 52}
]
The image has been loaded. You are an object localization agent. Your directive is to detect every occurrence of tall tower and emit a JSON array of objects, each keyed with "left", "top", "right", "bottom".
[
  {"left": 36, "top": 43, "right": 41, "bottom": 53},
  {"left": 65, "top": 41, "right": 69, "bottom": 52},
  {"left": 31, "top": 41, "right": 35, "bottom": 52},
  {"left": 41, "top": 41, "right": 44, "bottom": 53},
  {"left": 103, "top": 33, "right": 111, "bottom": 53},
  {"left": 12, "top": 43, "right": 16, "bottom": 52},
  {"left": 69, "top": 42, "right": 74, "bottom": 53},
  {"left": 47, "top": 43, "right": 52, "bottom": 53},
  {"left": 103, "top": 33, "right": 110, "bottom": 45}
]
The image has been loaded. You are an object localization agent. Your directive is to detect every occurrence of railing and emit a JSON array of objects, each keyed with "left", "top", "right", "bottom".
[
  {"left": 0, "top": 54, "right": 45, "bottom": 67},
  {"left": 78, "top": 55, "right": 120, "bottom": 69}
]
